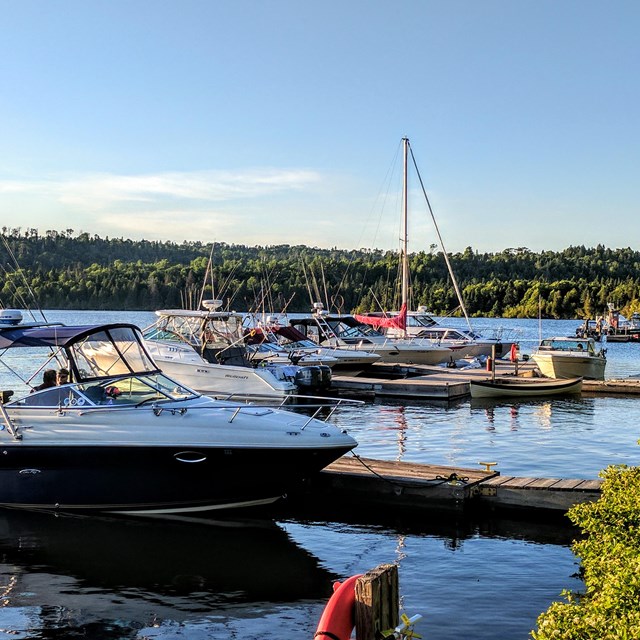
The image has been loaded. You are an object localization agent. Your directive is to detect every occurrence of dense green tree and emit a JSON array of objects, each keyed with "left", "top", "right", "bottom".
[{"left": 2, "top": 228, "right": 640, "bottom": 317}]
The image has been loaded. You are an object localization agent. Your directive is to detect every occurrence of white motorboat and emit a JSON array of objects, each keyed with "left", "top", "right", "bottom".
[
  {"left": 246, "top": 320, "right": 382, "bottom": 370},
  {"left": 143, "top": 305, "right": 331, "bottom": 398},
  {"left": 368, "top": 306, "right": 518, "bottom": 359},
  {"left": 531, "top": 337, "right": 607, "bottom": 380},
  {"left": 361, "top": 309, "right": 509, "bottom": 359},
  {"left": 0, "top": 312, "right": 357, "bottom": 513},
  {"left": 289, "top": 304, "right": 453, "bottom": 366}
]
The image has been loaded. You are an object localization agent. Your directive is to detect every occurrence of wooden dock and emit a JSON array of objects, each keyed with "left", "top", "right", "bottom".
[
  {"left": 305, "top": 456, "right": 602, "bottom": 514},
  {"left": 330, "top": 361, "right": 640, "bottom": 400}
]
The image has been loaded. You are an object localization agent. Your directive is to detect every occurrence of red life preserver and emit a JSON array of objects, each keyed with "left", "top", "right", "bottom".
[
  {"left": 509, "top": 343, "right": 518, "bottom": 362},
  {"left": 314, "top": 574, "right": 362, "bottom": 640}
]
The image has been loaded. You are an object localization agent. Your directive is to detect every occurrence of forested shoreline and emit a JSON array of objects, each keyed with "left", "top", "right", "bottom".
[{"left": 2, "top": 228, "right": 640, "bottom": 319}]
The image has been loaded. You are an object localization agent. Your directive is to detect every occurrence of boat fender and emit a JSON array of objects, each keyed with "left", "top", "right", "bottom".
[{"left": 314, "top": 574, "right": 362, "bottom": 640}]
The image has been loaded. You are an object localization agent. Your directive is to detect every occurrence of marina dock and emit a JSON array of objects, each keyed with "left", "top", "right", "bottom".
[
  {"left": 303, "top": 456, "right": 602, "bottom": 514},
  {"left": 330, "top": 360, "right": 640, "bottom": 400}
]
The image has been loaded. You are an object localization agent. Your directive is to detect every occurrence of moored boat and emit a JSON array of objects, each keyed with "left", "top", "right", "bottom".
[
  {"left": 531, "top": 336, "right": 606, "bottom": 380},
  {"left": 0, "top": 312, "right": 357, "bottom": 514},
  {"left": 289, "top": 304, "right": 453, "bottom": 366},
  {"left": 469, "top": 375, "right": 583, "bottom": 399},
  {"left": 143, "top": 304, "right": 331, "bottom": 399}
]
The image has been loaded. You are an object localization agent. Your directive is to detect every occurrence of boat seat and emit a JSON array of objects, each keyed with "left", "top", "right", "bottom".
[{"left": 82, "top": 386, "right": 107, "bottom": 404}]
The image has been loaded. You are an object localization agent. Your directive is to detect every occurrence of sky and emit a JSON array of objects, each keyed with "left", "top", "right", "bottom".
[{"left": 1, "top": 0, "right": 639, "bottom": 254}]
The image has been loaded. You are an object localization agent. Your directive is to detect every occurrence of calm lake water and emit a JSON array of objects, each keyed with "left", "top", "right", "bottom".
[{"left": 1, "top": 311, "right": 638, "bottom": 640}]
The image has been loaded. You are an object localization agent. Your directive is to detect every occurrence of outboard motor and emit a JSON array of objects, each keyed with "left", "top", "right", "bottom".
[{"left": 294, "top": 365, "right": 332, "bottom": 391}]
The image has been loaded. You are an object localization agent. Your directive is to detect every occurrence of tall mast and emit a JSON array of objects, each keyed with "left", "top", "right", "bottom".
[{"left": 402, "top": 137, "right": 409, "bottom": 314}]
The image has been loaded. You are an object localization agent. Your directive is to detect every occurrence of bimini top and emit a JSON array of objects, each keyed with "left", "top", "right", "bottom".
[
  {"left": 0, "top": 323, "right": 137, "bottom": 350},
  {"left": 0, "top": 322, "right": 160, "bottom": 382}
]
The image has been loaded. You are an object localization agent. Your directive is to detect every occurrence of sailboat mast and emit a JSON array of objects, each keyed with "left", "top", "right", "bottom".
[{"left": 402, "top": 137, "right": 409, "bottom": 315}]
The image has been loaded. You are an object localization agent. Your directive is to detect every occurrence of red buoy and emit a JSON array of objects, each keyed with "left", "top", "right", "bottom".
[{"left": 314, "top": 574, "right": 362, "bottom": 640}]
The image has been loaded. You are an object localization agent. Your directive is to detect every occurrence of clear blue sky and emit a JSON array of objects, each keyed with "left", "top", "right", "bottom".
[{"left": 1, "top": 1, "right": 638, "bottom": 254}]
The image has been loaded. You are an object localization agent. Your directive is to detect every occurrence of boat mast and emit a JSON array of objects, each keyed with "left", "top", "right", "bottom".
[{"left": 402, "top": 137, "right": 409, "bottom": 337}]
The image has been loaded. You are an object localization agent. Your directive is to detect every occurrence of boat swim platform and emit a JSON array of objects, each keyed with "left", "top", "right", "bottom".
[
  {"left": 330, "top": 361, "right": 640, "bottom": 400},
  {"left": 302, "top": 456, "right": 602, "bottom": 515}
]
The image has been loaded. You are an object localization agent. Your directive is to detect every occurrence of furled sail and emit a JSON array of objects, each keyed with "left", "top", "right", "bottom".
[{"left": 354, "top": 303, "right": 407, "bottom": 330}]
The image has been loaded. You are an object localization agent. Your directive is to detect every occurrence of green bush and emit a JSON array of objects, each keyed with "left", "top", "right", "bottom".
[{"left": 532, "top": 464, "right": 640, "bottom": 639}]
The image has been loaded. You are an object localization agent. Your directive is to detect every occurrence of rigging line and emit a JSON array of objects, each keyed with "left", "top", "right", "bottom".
[
  {"left": 408, "top": 143, "right": 473, "bottom": 332},
  {"left": 320, "top": 262, "right": 330, "bottom": 312},
  {"left": 280, "top": 291, "right": 296, "bottom": 316},
  {"left": 197, "top": 243, "right": 216, "bottom": 310},
  {"left": 1, "top": 235, "right": 48, "bottom": 322},
  {"left": 335, "top": 141, "right": 404, "bottom": 307},
  {"left": 0, "top": 264, "right": 38, "bottom": 319},
  {"left": 300, "top": 259, "right": 314, "bottom": 308}
]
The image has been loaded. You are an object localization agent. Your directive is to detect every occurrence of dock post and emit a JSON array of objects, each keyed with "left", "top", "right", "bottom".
[{"left": 354, "top": 563, "right": 399, "bottom": 640}]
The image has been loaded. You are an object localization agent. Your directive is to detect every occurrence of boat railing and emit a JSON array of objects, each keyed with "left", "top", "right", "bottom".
[{"left": 0, "top": 392, "right": 21, "bottom": 439}]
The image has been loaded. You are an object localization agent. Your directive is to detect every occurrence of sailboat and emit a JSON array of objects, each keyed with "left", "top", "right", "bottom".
[{"left": 355, "top": 137, "right": 518, "bottom": 360}]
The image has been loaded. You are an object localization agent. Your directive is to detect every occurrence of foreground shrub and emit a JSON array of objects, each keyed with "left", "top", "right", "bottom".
[{"left": 532, "top": 464, "right": 640, "bottom": 639}]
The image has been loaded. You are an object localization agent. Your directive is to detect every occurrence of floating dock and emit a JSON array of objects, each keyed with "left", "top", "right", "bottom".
[
  {"left": 303, "top": 456, "right": 602, "bottom": 514},
  {"left": 330, "top": 361, "right": 640, "bottom": 400}
]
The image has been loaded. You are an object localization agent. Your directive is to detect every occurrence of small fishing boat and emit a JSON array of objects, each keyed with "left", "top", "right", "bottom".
[
  {"left": 469, "top": 375, "right": 583, "bottom": 399},
  {"left": 531, "top": 336, "right": 606, "bottom": 380},
  {"left": 0, "top": 311, "right": 357, "bottom": 514}
]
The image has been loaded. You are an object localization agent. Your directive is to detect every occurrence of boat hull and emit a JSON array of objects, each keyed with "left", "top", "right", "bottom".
[
  {"left": 145, "top": 353, "right": 297, "bottom": 399},
  {"left": 469, "top": 376, "right": 583, "bottom": 399},
  {"left": 531, "top": 354, "right": 606, "bottom": 380},
  {"left": 0, "top": 443, "right": 352, "bottom": 513}
]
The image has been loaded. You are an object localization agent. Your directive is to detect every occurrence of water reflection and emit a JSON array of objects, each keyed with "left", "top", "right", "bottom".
[
  {"left": 378, "top": 405, "right": 408, "bottom": 460},
  {"left": 470, "top": 396, "right": 597, "bottom": 432},
  {"left": 0, "top": 508, "right": 334, "bottom": 637}
]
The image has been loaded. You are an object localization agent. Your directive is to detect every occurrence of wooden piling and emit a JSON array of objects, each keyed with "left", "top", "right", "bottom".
[{"left": 354, "top": 563, "right": 399, "bottom": 640}]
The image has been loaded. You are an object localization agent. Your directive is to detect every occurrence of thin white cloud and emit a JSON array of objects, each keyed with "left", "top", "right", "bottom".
[{"left": 0, "top": 168, "right": 323, "bottom": 210}]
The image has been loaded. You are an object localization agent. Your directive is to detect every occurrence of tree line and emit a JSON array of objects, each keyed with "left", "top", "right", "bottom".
[{"left": 1, "top": 228, "right": 639, "bottom": 319}]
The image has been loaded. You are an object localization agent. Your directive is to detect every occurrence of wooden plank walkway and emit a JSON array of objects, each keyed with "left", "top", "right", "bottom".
[
  {"left": 330, "top": 361, "right": 640, "bottom": 400},
  {"left": 330, "top": 371, "right": 469, "bottom": 400},
  {"left": 312, "top": 456, "right": 602, "bottom": 514}
]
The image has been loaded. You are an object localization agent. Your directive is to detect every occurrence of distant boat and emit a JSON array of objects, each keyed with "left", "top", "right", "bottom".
[
  {"left": 365, "top": 305, "right": 517, "bottom": 359},
  {"left": 290, "top": 303, "right": 453, "bottom": 366},
  {"left": 246, "top": 318, "right": 382, "bottom": 371},
  {"left": 531, "top": 337, "right": 606, "bottom": 380},
  {"left": 469, "top": 375, "right": 583, "bottom": 399}
]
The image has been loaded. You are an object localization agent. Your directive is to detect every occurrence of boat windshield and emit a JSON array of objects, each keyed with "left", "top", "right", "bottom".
[
  {"left": 539, "top": 339, "right": 597, "bottom": 355},
  {"left": 407, "top": 314, "right": 437, "bottom": 328},
  {"left": 279, "top": 338, "right": 318, "bottom": 350},
  {"left": 328, "top": 319, "right": 383, "bottom": 339},
  {"left": 10, "top": 373, "right": 197, "bottom": 408},
  {"left": 249, "top": 342, "right": 285, "bottom": 354}
]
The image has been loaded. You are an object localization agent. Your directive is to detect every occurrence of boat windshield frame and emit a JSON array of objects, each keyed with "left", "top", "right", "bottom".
[
  {"left": 538, "top": 338, "right": 598, "bottom": 355},
  {"left": 149, "top": 312, "right": 244, "bottom": 348},
  {"left": 9, "top": 372, "right": 199, "bottom": 408},
  {"left": 327, "top": 318, "right": 384, "bottom": 338}
]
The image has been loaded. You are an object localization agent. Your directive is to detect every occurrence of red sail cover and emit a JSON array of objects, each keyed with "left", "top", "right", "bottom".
[{"left": 354, "top": 303, "right": 407, "bottom": 330}]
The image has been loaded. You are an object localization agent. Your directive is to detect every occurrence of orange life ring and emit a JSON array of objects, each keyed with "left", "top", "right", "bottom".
[{"left": 314, "top": 574, "right": 362, "bottom": 640}]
